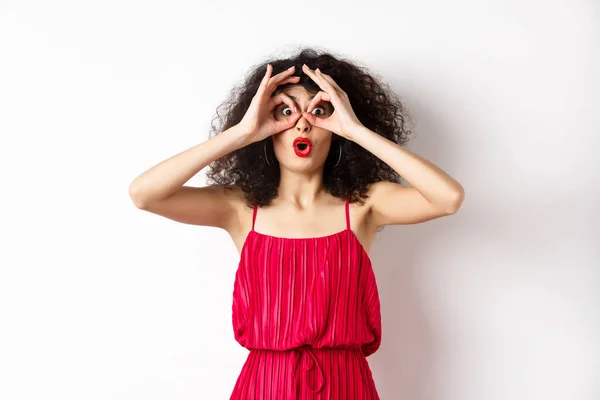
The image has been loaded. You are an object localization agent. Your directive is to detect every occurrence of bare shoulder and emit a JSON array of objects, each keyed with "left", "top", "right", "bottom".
[{"left": 207, "top": 183, "right": 253, "bottom": 232}]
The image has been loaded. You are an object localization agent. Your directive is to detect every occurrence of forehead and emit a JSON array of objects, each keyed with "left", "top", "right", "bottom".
[{"left": 273, "top": 85, "right": 317, "bottom": 102}]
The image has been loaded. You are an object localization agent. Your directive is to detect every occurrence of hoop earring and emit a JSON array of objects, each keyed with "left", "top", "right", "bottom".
[
  {"left": 333, "top": 143, "right": 343, "bottom": 167},
  {"left": 264, "top": 140, "right": 272, "bottom": 166}
]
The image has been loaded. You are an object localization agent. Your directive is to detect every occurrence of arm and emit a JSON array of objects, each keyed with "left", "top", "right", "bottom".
[
  {"left": 352, "top": 125, "right": 465, "bottom": 227},
  {"left": 298, "top": 64, "right": 464, "bottom": 228},
  {"left": 128, "top": 124, "right": 250, "bottom": 229},
  {"left": 128, "top": 64, "right": 303, "bottom": 230}
]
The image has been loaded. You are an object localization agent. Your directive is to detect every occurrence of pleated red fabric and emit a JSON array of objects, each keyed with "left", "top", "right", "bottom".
[{"left": 230, "top": 198, "right": 382, "bottom": 399}]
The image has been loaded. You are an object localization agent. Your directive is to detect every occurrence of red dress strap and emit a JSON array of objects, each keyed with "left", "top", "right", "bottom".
[
  {"left": 252, "top": 203, "right": 258, "bottom": 231},
  {"left": 345, "top": 198, "right": 351, "bottom": 230}
]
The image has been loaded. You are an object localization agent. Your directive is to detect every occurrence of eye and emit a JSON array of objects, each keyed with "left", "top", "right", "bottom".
[
  {"left": 281, "top": 106, "right": 293, "bottom": 116},
  {"left": 311, "top": 106, "right": 326, "bottom": 116},
  {"left": 279, "top": 105, "right": 327, "bottom": 117}
]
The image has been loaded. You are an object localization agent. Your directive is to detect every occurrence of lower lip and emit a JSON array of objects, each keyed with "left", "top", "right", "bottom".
[{"left": 294, "top": 142, "right": 312, "bottom": 157}]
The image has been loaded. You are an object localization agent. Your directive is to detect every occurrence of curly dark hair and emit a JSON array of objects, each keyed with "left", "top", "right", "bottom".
[{"left": 206, "top": 46, "right": 415, "bottom": 208}]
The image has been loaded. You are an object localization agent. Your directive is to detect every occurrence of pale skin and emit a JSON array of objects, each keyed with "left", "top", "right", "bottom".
[{"left": 129, "top": 64, "right": 465, "bottom": 255}]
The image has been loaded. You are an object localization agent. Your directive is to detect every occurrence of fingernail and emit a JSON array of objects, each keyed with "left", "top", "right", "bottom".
[{"left": 288, "top": 66, "right": 294, "bottom": 70}]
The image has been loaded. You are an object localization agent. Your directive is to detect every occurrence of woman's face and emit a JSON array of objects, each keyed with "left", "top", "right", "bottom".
[{"left": 271, "top": 84, "right": 335, "bottom": 172}]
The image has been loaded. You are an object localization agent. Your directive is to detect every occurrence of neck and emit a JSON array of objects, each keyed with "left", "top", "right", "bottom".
[{"left": 276, "top": 166, "right": 325, "bottom": 208}]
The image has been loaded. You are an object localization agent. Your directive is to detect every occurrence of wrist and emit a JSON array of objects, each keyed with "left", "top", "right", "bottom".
[
  {"left": 347, "top": 124, "right": 370, "bottom": 143},
  {"left": 228, "top": 124, "right": 253, "bottom": 147}
]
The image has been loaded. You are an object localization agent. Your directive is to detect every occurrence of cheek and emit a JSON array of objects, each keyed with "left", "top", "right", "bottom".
[{"left": 271, "top": 135, "right": 288, "bottom": 155}]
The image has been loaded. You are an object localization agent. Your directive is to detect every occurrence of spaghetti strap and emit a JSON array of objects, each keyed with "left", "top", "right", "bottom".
[
  {"left": 345, "top": 198, "right": 351, "bottom": 230},
  {"left": 251, "top": 203, "right": 258, "bottom": 231},
  {"left": 231, "top": 193, "right": 382, "bottom": 399}
]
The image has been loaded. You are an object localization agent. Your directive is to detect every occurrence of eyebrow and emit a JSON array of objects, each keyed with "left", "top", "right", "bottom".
[
  {"left": 288, "top": 94, "right": 317, "bottom": 103},
  {"left": 275, "top": 93, "right": 333, "bottom": 112}
]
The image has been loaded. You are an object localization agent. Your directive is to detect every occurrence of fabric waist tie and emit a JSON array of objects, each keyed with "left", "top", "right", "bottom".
[{"left": 291, "top": 345, "right": 325, "bottom": 397}]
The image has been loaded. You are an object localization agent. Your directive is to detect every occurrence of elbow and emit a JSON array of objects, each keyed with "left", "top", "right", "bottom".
[
  {"left": 128, "top": 183, "right": 147, "bottom": 209},
  {"left": 445, "top": 188, "right": 465, "bottom": 214}
]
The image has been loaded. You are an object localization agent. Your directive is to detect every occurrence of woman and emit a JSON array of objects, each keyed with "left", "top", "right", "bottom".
[{"left": 129, "top": 48, "right": 464, "bottom": 399}]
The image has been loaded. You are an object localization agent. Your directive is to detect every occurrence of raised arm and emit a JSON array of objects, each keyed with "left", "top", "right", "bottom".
[
  {"left": 128, "top": 63, "right": 303, "bottom": 231},
  {"left": 128, "top": 125, "right": 249, "bottom": 229}
]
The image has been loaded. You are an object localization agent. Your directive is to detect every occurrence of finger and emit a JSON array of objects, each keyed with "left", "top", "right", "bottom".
[
  {"left": 277, "top": 76, "right": 300, "bottom": 87},
  {"left": 301, "top": 111, "right": 330, "bottom": 131},
  {"left": 274, "top": 111, "right": 302, "bottom": 132},
  {"left": 303, "top": 65, "right": 342, "bottom": 109},
  {"left": 267, "top": 66, "right": 297, "bottom": 90},
  {"left": 302, "top": 64, "right": 330, "bottom": 93},
  {"left": 306, "top": 91, "right": 331, "bottom": 114},
  {"left": 257, "top": 64, "right": 273, "bottom": 95},
  {"left": 270, "top": 92, "right": 297, "bottom": 113},
  {"left": 316, "top": 69, "right": 346, "bottom": 96},
  {"left": 313, "top": 68, "right": 338, "bottom": 95}
]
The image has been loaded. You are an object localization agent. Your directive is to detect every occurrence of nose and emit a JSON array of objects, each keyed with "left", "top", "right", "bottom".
[{"left": 295, "top": 115, "right": 311, "bottom": 133}]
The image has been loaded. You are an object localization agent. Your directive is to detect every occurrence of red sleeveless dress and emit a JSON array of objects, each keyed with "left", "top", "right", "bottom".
[{"left": 230, "top": 198, "right": 382, "bottom": 399}]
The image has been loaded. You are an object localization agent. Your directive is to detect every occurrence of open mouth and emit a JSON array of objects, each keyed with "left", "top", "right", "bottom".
[{"left": 293, "top": 137, "right": 312, "bottom": 157}]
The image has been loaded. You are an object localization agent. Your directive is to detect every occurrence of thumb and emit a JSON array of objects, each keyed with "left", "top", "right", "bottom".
[
  {"left": 274, "top": 113, "right": 301, "bottom": 132},
  {"left": 302, "top": 112, "right": 328, "bottom": 130}
]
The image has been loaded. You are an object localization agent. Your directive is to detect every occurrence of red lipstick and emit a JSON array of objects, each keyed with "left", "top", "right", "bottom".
[{"left": 293, "top": 137, "right": 312, "bottom": 157}]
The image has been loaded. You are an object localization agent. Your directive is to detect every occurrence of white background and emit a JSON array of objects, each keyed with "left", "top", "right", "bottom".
[{"left": 1, "top": 0, "right": 598, "bottom": 399}]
